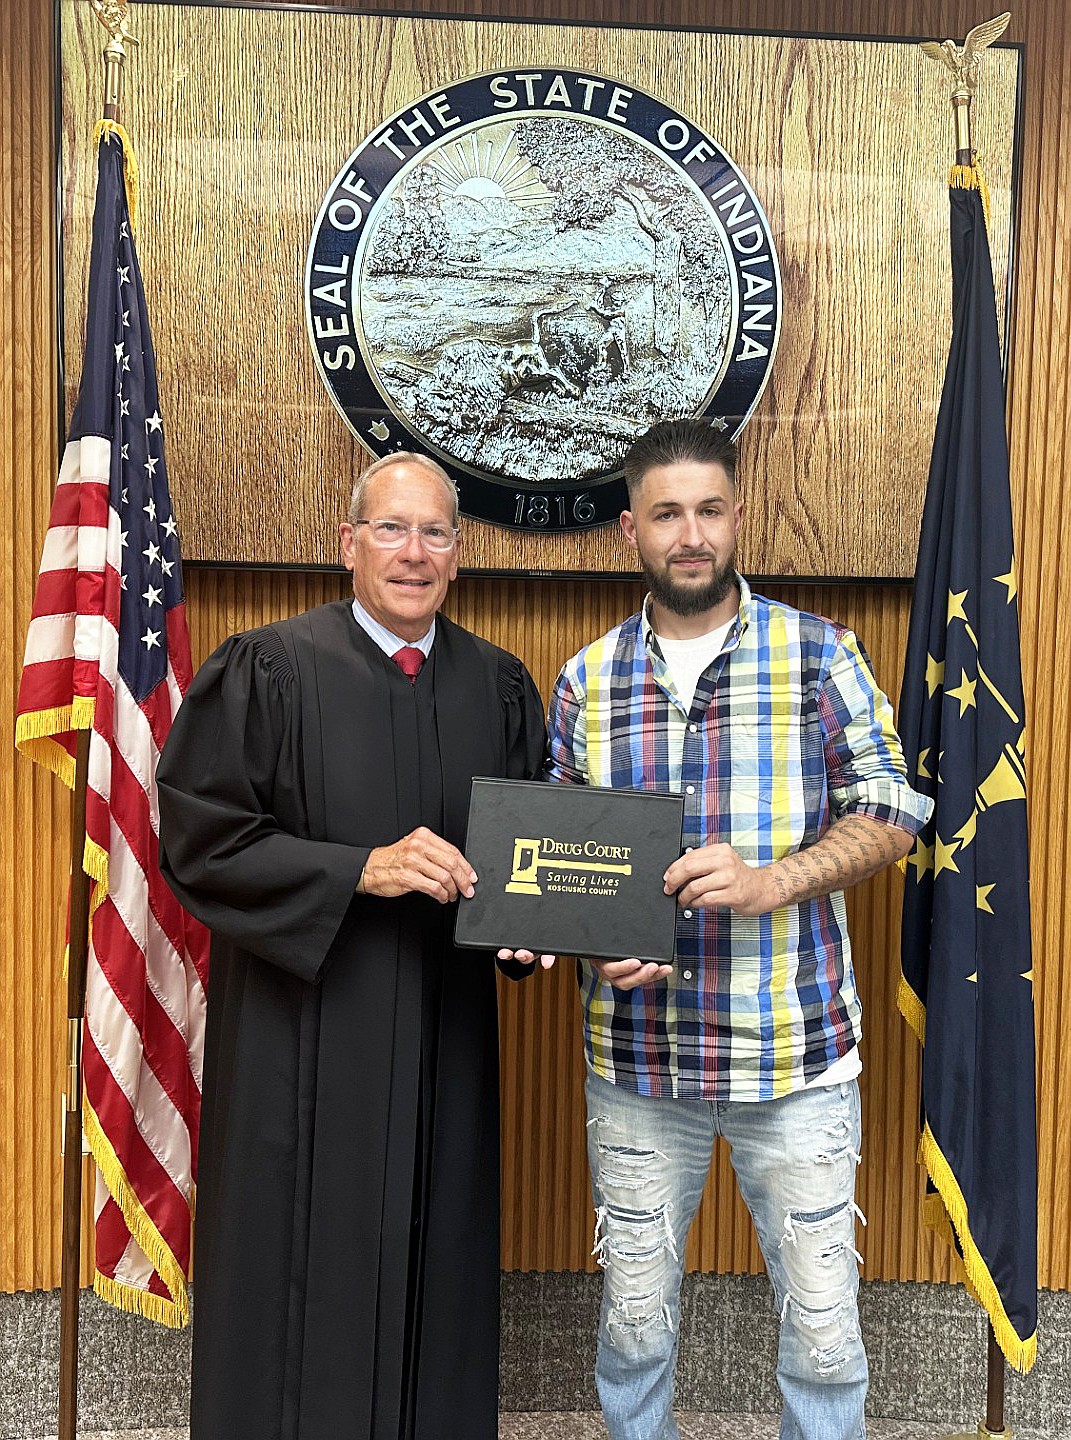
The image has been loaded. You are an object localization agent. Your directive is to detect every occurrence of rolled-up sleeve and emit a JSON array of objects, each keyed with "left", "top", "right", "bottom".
[
  {"left": 545, "top": 664, "right": 587, "bottom": 785},
  {"left": 818, "top": 629, "right": 934, "bottom": 835}
]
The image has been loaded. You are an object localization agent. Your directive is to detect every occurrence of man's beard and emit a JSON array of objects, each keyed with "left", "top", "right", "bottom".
[{"left": 641, "top": 549, "right": 737, "bottom": 617}]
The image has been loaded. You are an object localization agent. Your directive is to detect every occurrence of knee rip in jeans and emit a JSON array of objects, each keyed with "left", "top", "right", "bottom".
[
  {"left": 779, "top": 1198, "right": 866, "bottom": 1266},
  {"left": 605, "top": 1286, "right": 675, "bottom": 1345},
  {"left": 592, "top": 1202, "right": 679, "bottom": 1345},
  {"left": 779, "top": 1289, "right": 863, "bottom": 1377},
  {"left": 777, "top": 1199, "right": 865, "bottom": 1376}
]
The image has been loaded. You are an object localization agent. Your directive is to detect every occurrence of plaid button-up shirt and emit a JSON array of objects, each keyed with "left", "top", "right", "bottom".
[{"left": 546, "top": 578, "right": 933, "bottom": 1101}]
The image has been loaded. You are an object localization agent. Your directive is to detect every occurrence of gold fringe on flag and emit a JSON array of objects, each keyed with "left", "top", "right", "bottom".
[
  {"left": 82, "top": 832, "right": 109, "bottom": 918},
  {"left": 896, "top": 973, "right": 927, "bottom": 1046},
  {"left": 82, "top": 1099, "right": 191, "bottom": 1328},
  {"left": 949, "top": 160, "right": 992, "bottom": 233},
  {"left": 77, "top": 792, "right": 189, "bottom": 1323},
  {"left": 911, "top": 1122, "right": 1038, "bottom": 1373},
  {"left": 93, "top": 118, "right": 139, "bottom": 233},
  {"left": 896, "top": 976, "right": 1035, "bottom": 1372},
  {"left": 14, "top": 697, "right": 97, "bottom": 789},
  {"left": 18, "top": 695, "right": 188, "bottom": 1323}
]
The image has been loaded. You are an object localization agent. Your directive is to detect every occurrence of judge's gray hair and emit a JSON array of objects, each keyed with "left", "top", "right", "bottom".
[{"left": 348, "top": 452, "right": 459, "bottom": 525}]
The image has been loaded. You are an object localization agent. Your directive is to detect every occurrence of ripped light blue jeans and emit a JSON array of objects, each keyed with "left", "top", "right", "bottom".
[{"left": 586, "top": 1067, "right": 867, "bottom": 1440}]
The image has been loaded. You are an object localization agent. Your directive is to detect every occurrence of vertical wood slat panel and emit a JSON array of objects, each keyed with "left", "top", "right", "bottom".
[
  {"left": 178, "top": 571, "right": 961, "bottom": 1284},
  {"left": 3, "top": 0, "right": 1070, "bottom": 1293},
  {"left": 1004, "top": 0, "right": 1071, "bottom": 1296}
]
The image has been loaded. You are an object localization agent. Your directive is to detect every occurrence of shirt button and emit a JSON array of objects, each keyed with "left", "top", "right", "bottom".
[
  {"left": 683, "top": 970, "right": 693, "bottom": 980},
  {"left": 689, "top": 723, "right": 698, "bottom": 732},
  {"left": 684, "top": 909, "right": 693, "bottom": 918},
  {"left": 686, "top": 785, "right": 695, "bottom": 795}
]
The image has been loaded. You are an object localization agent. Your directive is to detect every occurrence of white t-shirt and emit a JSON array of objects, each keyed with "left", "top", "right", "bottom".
[
  {"left": 655, "top": 618, "right": 863, "bottom": 1092},
  {"left": 656, "top": 620, "right": 734, "bottom": 711},
  {"left": 807, "top": 1046, "right": 862, "bottom": 1088}
]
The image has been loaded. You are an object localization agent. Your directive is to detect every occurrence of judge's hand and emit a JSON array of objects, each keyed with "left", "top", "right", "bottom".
[
  {"left": 663, "top": 843, "right": 774, "bottom": 916},
  {"left": 497, "top": 950, "right": 556, "bottom": 969},
  {"left": 358, "top": 827, "right": 477, "bottom": 904},
  {"left": 590, "top": 957, "right": 672, "bottom": 991}
]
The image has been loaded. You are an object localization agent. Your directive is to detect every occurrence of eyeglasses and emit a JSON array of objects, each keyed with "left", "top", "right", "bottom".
[{"left": 352, "top": 519, "right": 459, "bottom": 553}]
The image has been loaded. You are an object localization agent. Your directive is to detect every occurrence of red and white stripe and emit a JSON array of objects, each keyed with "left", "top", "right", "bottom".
[{"left": 17, "top": 437, "right": 208, "bottom": 1324}]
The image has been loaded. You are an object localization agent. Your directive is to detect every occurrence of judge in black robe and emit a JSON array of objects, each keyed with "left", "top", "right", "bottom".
[{"left": 157, "top": 456, "right": 546, "bottom": 1440}]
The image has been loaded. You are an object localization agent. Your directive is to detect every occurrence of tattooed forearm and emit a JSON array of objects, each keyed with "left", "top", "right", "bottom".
[{"left": 769, "top": 815, "right": 911, "bottom": 908}]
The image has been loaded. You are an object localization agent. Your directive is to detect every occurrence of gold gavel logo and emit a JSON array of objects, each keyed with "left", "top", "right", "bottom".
[
  {"left": 506, "top": 839, "right": 545, "bottom": 895},
  {"left": 505, "top": 838, "right": 633, "bottom": 896}
]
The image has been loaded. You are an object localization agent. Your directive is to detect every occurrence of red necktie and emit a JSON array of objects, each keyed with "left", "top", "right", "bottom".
[{"left": 392, "top": 645, "right": 425, "bottom": 683}]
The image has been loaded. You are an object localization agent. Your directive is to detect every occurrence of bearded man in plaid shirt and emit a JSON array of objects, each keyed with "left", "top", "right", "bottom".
[{"left": 545, "top": 419, "right": 932, "bottom": 1440}]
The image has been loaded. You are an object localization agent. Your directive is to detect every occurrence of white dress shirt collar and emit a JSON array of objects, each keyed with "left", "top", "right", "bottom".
[{"left": 350, "top": 596, "right": 435, "bottom": 658}]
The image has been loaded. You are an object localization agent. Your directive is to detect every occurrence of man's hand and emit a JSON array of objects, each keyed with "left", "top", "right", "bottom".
[
  {"left": 358, "top": 827, "right": 477, "bottom": 904},
  {"left": 497, "top": 950, "right": 556, "bottom": 969},
  {"left": 590, "top": 957, "right": 673, "bottom": 991},
  {"left": 663, "top": 844, "right": 775, "bottom": 917},
  {"left": 662, "top": 817, "right": 913, "bottom": 917}
]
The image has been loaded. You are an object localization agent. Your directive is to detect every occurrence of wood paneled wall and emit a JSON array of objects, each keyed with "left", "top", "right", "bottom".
[
  {"left": 1, "top": 0, "right": 74, "bottom": 1290},
  {"left": 58, "top": 4, "right": 1021, "bottom": 581},
  {"left": 2, "top": 0, "right": 1068, "bottom": 1294}
]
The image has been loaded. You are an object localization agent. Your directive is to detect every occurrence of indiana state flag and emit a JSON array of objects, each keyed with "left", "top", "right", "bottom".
[{"left": 898, "top": 168, "right": 1036, "bottom": 1373}]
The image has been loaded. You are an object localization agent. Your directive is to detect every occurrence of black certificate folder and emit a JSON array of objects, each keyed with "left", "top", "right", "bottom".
[{"left": 454, "top": 779, "right": 684, "bottom": 963}]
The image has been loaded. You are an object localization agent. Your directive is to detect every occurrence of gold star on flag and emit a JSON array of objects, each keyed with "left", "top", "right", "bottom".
[
  {"left": 994, "top": 562, "right": 1017, "bottom": 603},
  {"left": 947, "top": 589, "right": 969, "bottom": 625},
  {"left": 976, "top": 883, "right": 995, "bottom": 913},
  {"left": 946, "top": 668, "right": 978, "bottom": 717},
  {"left": 1021, "top": 969, "right": 1034, "bottom": 987},
  {"left": 956, "top": 810, "right": 978, "bottom": 848},
  {"left": 967, "top": 971, "right": 978, "bottom": 983},
  {"left": 908, "top": 837, "right": 935, "bottom": 881},
  {"left": 926, "top": 654, "right": 946, "bottom": 697},
  {"left": 934, "top": 835, "right": 961, "bottom": 877},
  {"left": 917, "top": 748, "right": 933, "bottom": 780}
]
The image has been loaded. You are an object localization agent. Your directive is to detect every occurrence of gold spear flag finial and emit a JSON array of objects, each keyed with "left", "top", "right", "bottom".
[{"left": 921, "top": 13, "right": 1011, "bottom": 173}]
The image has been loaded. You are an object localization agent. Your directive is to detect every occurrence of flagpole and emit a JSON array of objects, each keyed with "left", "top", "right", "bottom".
[
  {"left": 921, "top": 15, "right": 1015, "bottom": 1440},
  {"left": 943, "top": 1324, "right": 1008, "bottom": 1440},
  {"left": 986, "top": 1323, "right": 1007, "bottom": 1434},
  {"left": 57, "top": 8, "right": 136, "bottom": 1438},
  {"left": 58, "top": 730, "right": 92, "bottom": 1440}
]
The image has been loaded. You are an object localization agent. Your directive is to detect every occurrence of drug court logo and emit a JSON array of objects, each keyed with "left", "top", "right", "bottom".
[
  {"left": 306, "top": 69, "right": 781, "bottom": 532},
  {"left": 506, "top": 836, "right": 633, "bottom": 898}
]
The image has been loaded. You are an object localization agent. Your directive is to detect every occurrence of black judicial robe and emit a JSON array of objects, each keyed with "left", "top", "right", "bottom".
[{"left": 157, "top": 602, "right": 545, "bottom": 1440}]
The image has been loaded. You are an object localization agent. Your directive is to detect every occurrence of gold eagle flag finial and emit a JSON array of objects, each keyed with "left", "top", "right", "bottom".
[
  {"left": 920, "top": 14, "right": 1012, "bottom": 95},
  {"left": 89, "top": 0, "right": 139, "bottom": 120},
  {"left": 89, "top": 0, "right": 139, "bottom": 50},
  {"left": 920, "top": 13, "right": 1011, "bottom": 168}
]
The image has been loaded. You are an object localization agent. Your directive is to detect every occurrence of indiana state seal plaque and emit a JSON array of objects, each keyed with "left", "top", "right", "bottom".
[{"left": 306, "top": 68, "right": 782, "bottom": 532}]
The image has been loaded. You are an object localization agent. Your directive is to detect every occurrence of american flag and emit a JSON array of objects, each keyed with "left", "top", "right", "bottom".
[{"left": 15, "top": 124, "right": 208, "bottom": 1327}]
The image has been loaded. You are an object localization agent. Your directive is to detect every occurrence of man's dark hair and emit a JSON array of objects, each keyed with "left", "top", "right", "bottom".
[{"left": 622, "top": 419, "right": 739, "bottom": 499}]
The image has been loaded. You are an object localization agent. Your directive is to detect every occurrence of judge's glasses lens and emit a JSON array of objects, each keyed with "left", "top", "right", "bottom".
[{"left": 356, "top": 519, "right": 459, "bottom": 553}]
